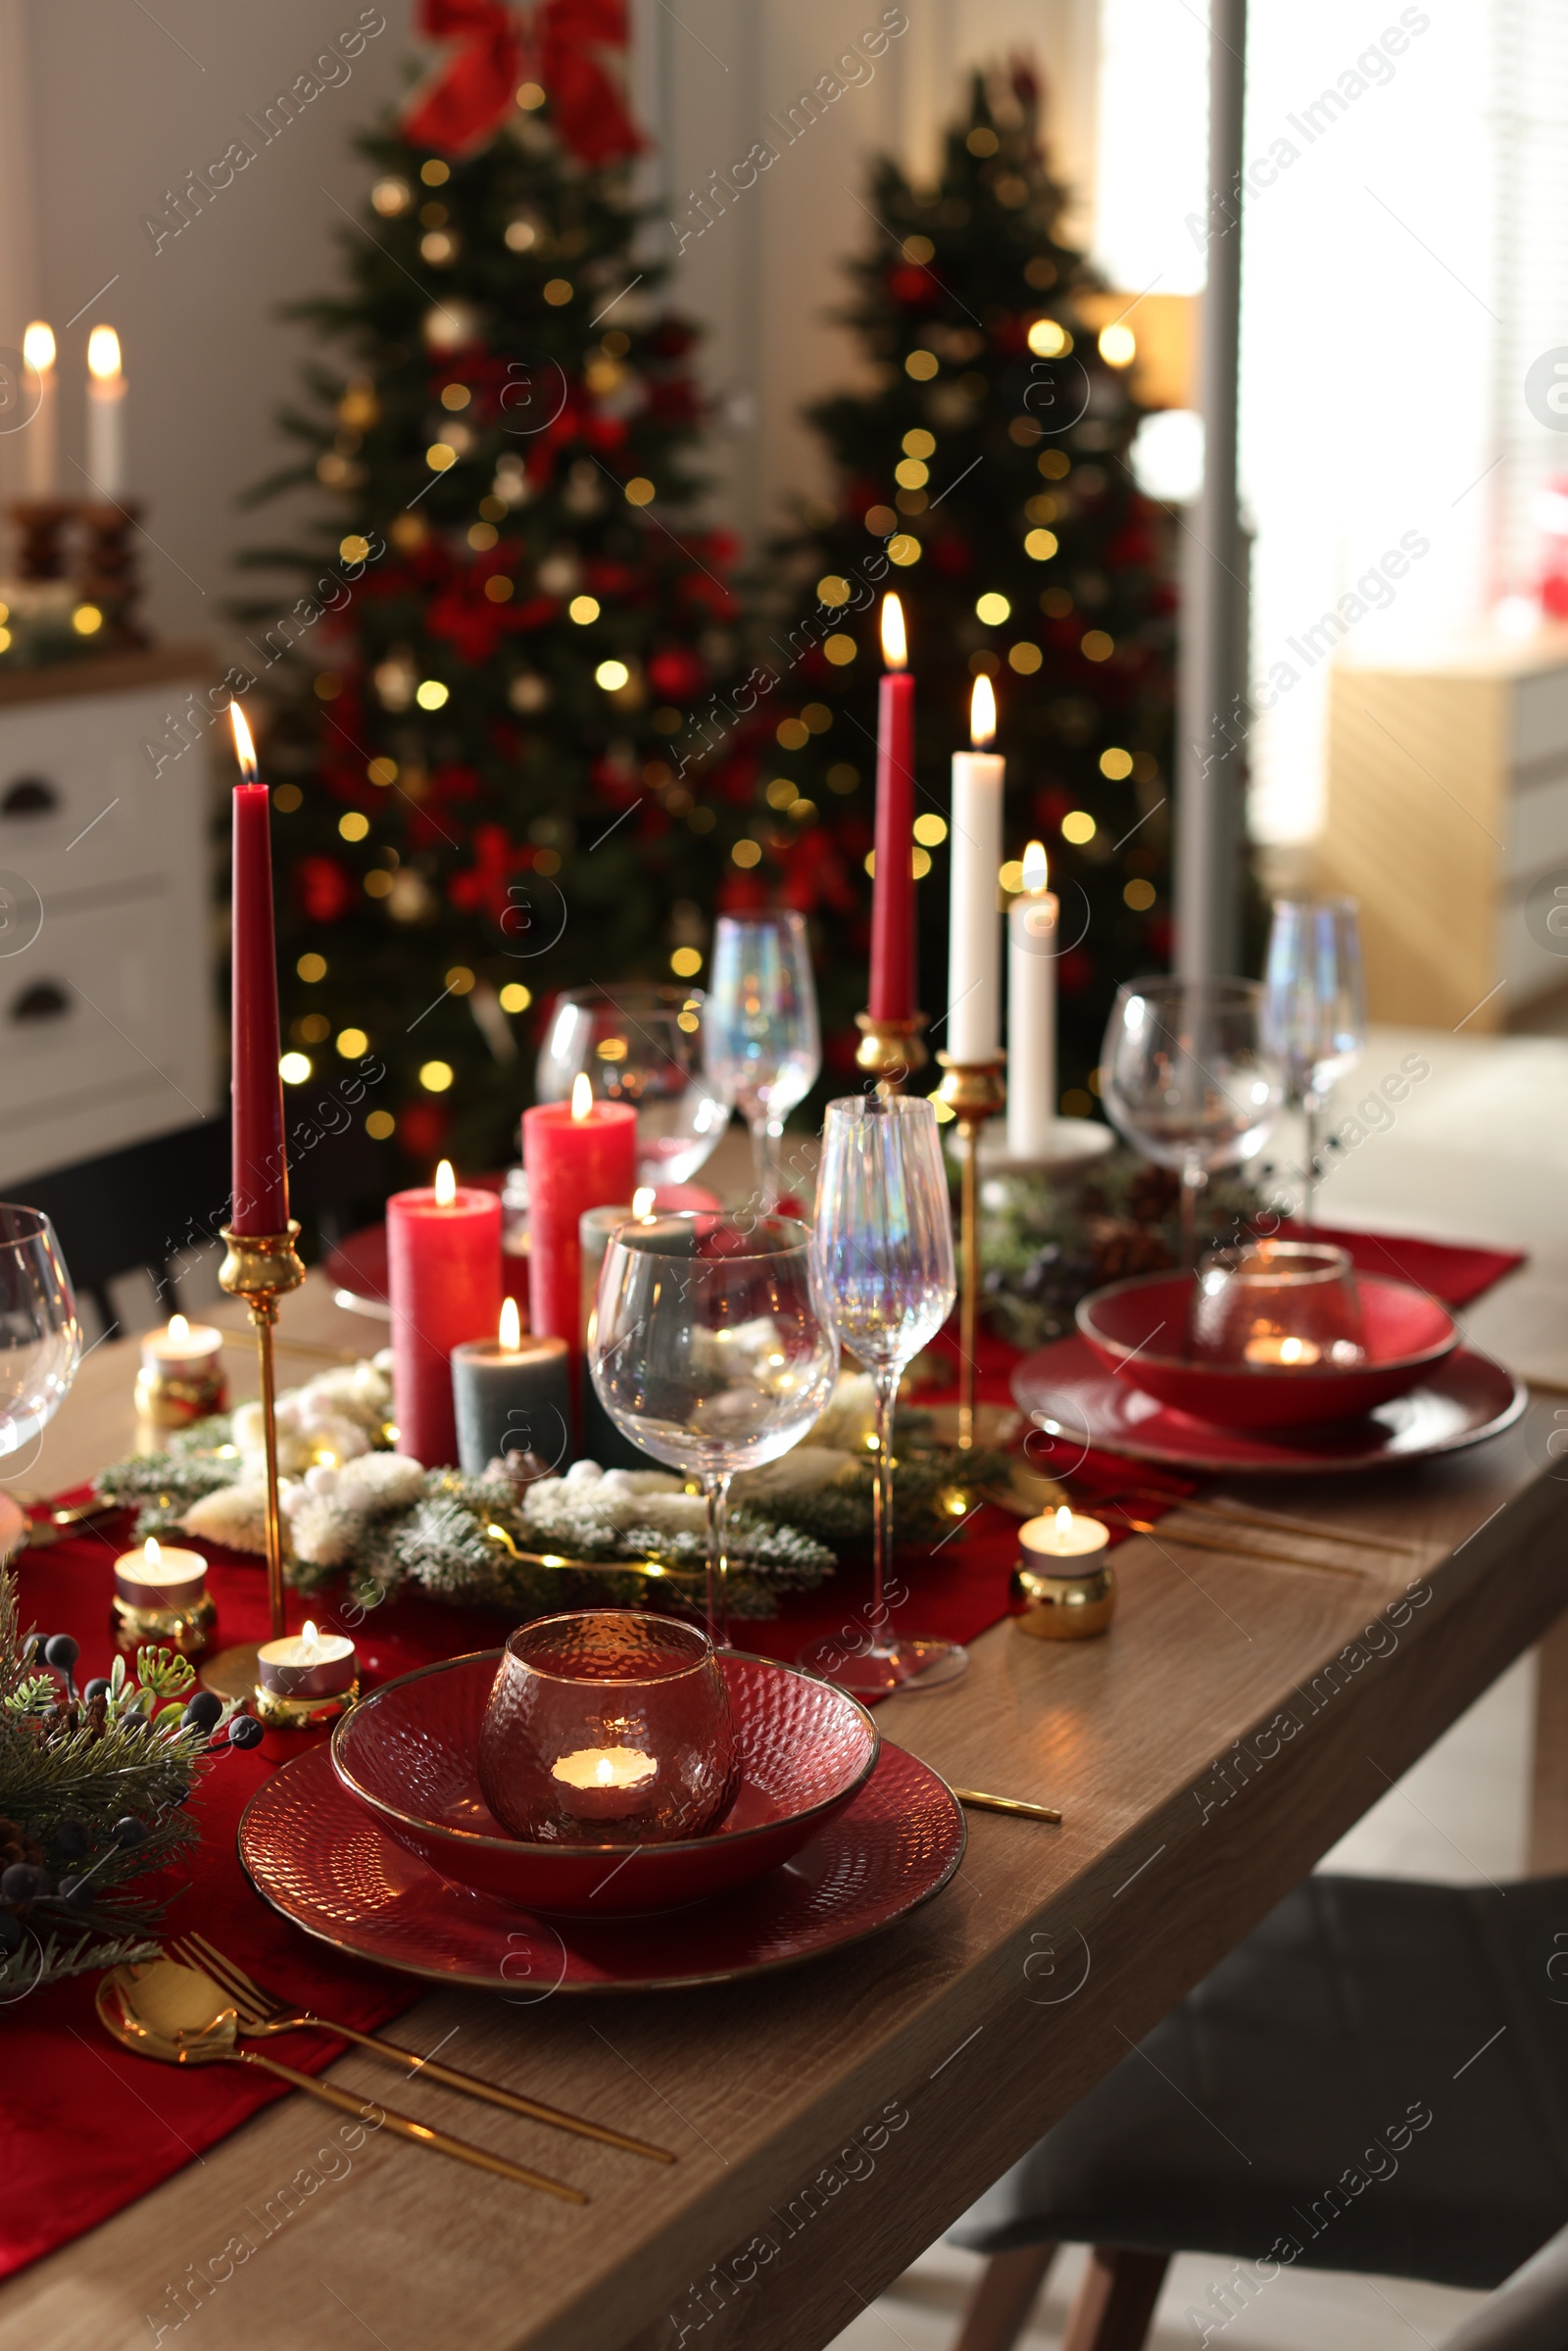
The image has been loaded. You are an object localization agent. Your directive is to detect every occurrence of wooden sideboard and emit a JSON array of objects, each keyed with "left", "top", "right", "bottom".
[
  {"left": 0, "top": 645, "right": 219, "bottom": 1184},
  {"left": 1322, "top": 630, "right": 1568, "bottom": 1031}
]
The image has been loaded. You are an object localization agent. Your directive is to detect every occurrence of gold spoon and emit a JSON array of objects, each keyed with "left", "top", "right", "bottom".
[{"left": 96, "top": 1960, "right": 586, "bottom": 2199}]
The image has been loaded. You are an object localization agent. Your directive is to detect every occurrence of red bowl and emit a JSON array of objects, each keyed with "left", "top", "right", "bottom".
[
  {"left": 330, "top": 1650, "right": 879, "bottom": 1915},
  {"left": 1076, "top": 1271, "right": 1459, "bottom": 1430}
]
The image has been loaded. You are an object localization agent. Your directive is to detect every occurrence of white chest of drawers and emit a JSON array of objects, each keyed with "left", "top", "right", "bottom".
[{"left": 0, "top": 647, "right": 220, "bottom": 1186}]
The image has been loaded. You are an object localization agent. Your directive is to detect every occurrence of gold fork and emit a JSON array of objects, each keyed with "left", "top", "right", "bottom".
[{"left": 170, "top": 1932, "right": 674, "bottom": 2164}]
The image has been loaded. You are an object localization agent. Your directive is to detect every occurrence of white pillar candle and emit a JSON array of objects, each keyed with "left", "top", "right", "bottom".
[
  {"left": 947, "top": 676, "right": 1004, "bottom": 1062},
  {"left": 22, "top": 322, "right": 56, "bottom": 497},
  {"left": 1005, "top": 841, "right": 1059, "bottom": 1156},
  {"left": 85, "top": 324, "right": 126, "bottom": 499}
]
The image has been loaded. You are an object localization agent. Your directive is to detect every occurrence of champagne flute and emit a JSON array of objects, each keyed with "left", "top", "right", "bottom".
[
  {"left": 1260, "top": 898, "right": 1367, "bottom": 1228},
  {"left": 589, "top": 1213, "right": 837, "bottom": 1646},
  {"left": 1101, "top": 978, "right": 1285, "bottom": 1266},
  {"left": 798, "top": 1097, "right": 963, "bottom": 1695},
  {"left": 702, "top": 913, "right": 820, "bottom": 1211}
]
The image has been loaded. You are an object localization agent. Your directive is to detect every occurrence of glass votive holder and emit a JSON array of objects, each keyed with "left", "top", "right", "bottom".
[
  {"left": 1190, "top": 1240, "right": 1366, "bottom": 1368},
  {"left": 112, "top": 1536, "right": 216, "bottom": 1657},
  {"left": 477, "top": 1610, "right": 735, "bottom": 1845}
]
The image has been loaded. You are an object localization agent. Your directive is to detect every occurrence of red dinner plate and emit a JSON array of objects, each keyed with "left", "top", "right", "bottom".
[
  {"left": 331, "top": 1650, "right": 879, "bottom": 1915},
  {"left": 238, "top": 1741, "right": 964, "bottom": 1993},
  {"left": 1077, "top": 1270, "right": 1458, "bottom": 1430},
  {"left": 1012, "top": 1335, "right": 1525, "bottom": 1476}
]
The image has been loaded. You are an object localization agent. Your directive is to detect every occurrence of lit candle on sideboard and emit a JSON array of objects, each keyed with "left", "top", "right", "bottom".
[
  {"left": 388, "top": 1158, "right": 504, "bottom": 1468},
  {"left": 22, "top": 322, "right": 56, "bottom": 497},
  {"left": 1005, "top": 840, "right": 1059, "bottom": 1156},
  {"left": 1019, "top": 1505, "right": 1109, "bottom": 1563},
  {"left": 86, "top": 324, "right": 126, "bottom": 499},
  {"left": 948, "top": 675, "right": 1004, "bottom": 1062},
  {"left": 868, "top": 592, "right": 916, "bottom": 1023}
]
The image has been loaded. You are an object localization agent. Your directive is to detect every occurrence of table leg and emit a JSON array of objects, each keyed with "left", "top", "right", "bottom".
[{"left": 1529, "top": 1610, "right": 1568, "bottom": 1873}]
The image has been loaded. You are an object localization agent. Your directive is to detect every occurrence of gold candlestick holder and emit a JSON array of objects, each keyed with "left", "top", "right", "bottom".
[
  {"left": 198, "top": 1221, "right": 307, "bottom": 1702},
  {"left": 935, "top": 1054, "right": 1006, "bottom": 1450},
  {"left": 855, "top": 1009, "right": 929, "bottom": 1098}
]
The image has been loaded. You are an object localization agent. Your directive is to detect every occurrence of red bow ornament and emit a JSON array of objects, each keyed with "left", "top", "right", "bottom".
[{"left": 401, "top": 0, "right": 643, "bottom": 165}]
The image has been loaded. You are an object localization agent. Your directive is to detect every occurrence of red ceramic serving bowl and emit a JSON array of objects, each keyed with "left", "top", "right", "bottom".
[
  {"left": 330, "top": 1649, "right": 879, "bottom": 1915},
  {"left": 1076, "top": 1270, "right": 1459, "bottom": 1430}
]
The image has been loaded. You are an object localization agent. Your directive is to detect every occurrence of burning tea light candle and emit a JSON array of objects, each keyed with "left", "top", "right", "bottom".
[
  {"left": 550, "top": 1745, "right": 659, "bottom": 1821},
  {"left": 257, "top": 1619, "right": 358, "bottom": 1699},
  {"left": 1020, "top": 1505, "right": 1110, "bottom": 1563},
  {"left": 112, "top": 1536, "right": 214, "bottom": 1657},
  {"left": 135, "top": 1312, "right": 226, "bottom": 1430},
  {"left": 1244, "top": 1334, "right": 1322, "bottom": 1367},
  {"left": 115, "top": 1536, "right": 207, "bottom": 1609}
]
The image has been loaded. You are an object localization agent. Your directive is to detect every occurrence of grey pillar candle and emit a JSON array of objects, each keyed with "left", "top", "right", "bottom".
[{"left": 452, "top": 1326, "right": 573, "bottom": 1477}]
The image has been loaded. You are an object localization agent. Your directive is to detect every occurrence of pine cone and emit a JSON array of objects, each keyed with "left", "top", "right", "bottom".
[
  {"left": 0, "top": 1816, "right": 46, "bottom": 1870},
  {"left": 1125, "top": 1164, "right": 1182, "bottom": 1226},
  {"left": 1087, "top": 1215, "right": 1176, "bottom": 1282}
]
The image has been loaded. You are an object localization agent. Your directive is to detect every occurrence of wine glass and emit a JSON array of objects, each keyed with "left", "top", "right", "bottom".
[
  {"left": 1101, "top": 978, "right": 1285, "bottom": 1266},
  {"left": 702, "top": 912, "right": 821, "bottom": 1211},
  {"left": 535, "top": 985, "right": 729, "bottom": 1189},
  {"left": 1260, "top": 898, "right": 1367, "bottom": 1228},
  {"left": 798, "top": 1097, "right": 963, "bottom": 1695},
  {"left": 589, "top": 1213, "right": 838, "bottom": 1646},
  {"left": 0, "top": 1205, "right": 81, "bottom": 1473}
]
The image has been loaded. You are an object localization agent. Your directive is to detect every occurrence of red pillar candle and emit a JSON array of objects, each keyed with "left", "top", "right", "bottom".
[
  {"left": 388, "top": 1159, "right": 503, "bottom": 1467},
  {"left": 227, "top": 707, "right": 289, "bottom": 1236},
  {"left": 523, "top": 1078, "right": 638, "bottom": 1368},
  {"left": 868, "top": 592, "right": 917, "bottom": 1022}
]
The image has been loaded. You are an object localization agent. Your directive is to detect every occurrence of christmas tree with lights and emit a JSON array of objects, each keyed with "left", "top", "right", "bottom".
[
  {"left": 239, "top": 4, "right": 743, "bottom": 1175},
  {"left": 749, "top": 65, "right": 1177, "bottom": 1105}
]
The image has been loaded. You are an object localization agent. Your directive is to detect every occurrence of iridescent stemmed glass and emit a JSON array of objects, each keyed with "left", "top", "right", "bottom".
[
  {"left": 589, "top": 1213, "right": 838, "bottom": 1646},
  {"left": 1260, "top": 898, "right": 1367, "bottom": 1228},
  {"left": 1101, "top": 978, "right": 1286, "bottom": 1267},
  {"left": 0, "top": 1205, "right": 80, "bottom": 1474},
  {"left": 702, "top": 912, "right": 821, "bottom": 1211},
  {"left": 798, "top": 1096, "right": 963, "bottom": 1695},
  {"left": 535, "top": 984, "right": 729, "bottom": 1188}
]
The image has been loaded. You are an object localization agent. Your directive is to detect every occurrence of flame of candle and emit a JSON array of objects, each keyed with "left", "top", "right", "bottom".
[
  {"left": 434, "top": 1158, "right": 456, "bottom": 1205},
  {"left": 23, "top": 321, "right": 55, "bottom": 373},
  {"left": 168, "top": 1313, "right": 189, "bottom": 1343},
  {"left": 1280, "top": 1336, "right": 1306, "bottom": 1363},
  {"left": 880, "top": 592, "right": 907, "bottom": 671},
  {"left": 595, "top": 1757, "right": 613, "bottom": 1785},
  {"left": 87, "top": 324, "right": 122, "bottom": 381},
  {"left": 229, "top": 703, "right": 258, "bottom": 783},
  {"left": 970, "top": 674, "right": 997, "bottom": 749},
  {"left": 570, "top": 1072, "right": 594, "bottom": 1121},
  {"left": 632, "top": 1186, "right": 656, "bottom": 1218},
  {"left": 1021, "top": 839, "right": 1049, "bottom": 895},
  {"left": 499, "top": 1295, "right": 521, "bottom": 1349},
  {"left": 302, "top": 1621, "right": 319, "bottom": 1661},
  {"left": 144, "top": 1537, "right": 162, "bottom": 1566},
  {"left": 1054, "top": 1506, "right": 1073, "bottom": 1536}
]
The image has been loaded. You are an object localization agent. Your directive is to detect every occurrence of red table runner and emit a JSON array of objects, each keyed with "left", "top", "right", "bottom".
[{"left": 0, "top": 1222, "right": 1524, "bottom": 2282}]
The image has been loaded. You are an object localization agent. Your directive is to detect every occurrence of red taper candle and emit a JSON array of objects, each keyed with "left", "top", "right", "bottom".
[
  {"left": 387, "top": 1159, "right": 503, "bottom": 1467},
  {"left": 868, "top": 592, "right": 916, "bottom": 1021},
  {"left": 523, "top": 1079, "right": 638, "bottom": 1371},
  {"left": 227, "top": 706, "right": 289, "bottom": 1236}
]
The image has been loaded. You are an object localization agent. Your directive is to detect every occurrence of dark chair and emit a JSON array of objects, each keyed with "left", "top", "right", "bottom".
[
  {"left": 950, "top": 1873, "right": 1568, "bottom": 2351},
  {"left": 11, "top": 1114, "right": 390, "bottom": 1333}
]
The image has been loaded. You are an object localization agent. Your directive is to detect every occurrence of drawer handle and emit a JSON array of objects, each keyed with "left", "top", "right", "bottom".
[
  {"left": 0, "top": 776, "right": 60, "bottom": 818},
  {"left": 9, "top": 980, "right": 71, "bottom": 1023}
]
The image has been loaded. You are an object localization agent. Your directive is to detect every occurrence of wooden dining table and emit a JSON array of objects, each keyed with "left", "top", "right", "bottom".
[{"left": 4, "top": 1267, "right": 1568, "bottom": 2351}]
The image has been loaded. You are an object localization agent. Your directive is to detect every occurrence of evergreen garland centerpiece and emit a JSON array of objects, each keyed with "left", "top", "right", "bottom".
[
  {"left": 748, "top": 66, "right": 1177, "bottom": 1106},
  {"left": 237, "top": 1, "right": 745, "bottom": 1174},
  {"left": 0, "top": 1571, "right": 246, "bottom": 1998}
]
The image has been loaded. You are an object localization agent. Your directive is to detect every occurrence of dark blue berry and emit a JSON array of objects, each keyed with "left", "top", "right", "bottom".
[
  {"left": 226, "top": 1713, "right": 265, "bottom": 1751},
  {"left": 181, "top": 1690, "right": 223, "bottom": 1733},
  {"left": 82, "top": 1677, "right": 111, "bottom": 1704},
  {"left": 50, "top": 1820, "right": 88, "bottom": 1859},
  {"left": 0, "top": 1863, "right": 47, "bottom": 1901},
  {"left": 42, "top": 1634, "right": 79, "bottom": 1674},
  {"left": 112, "top": 1816, "right": 148, "bottom": 1848},
  {"left": 57, "top": 1877, "right": 93, "bottom": 1910}
]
